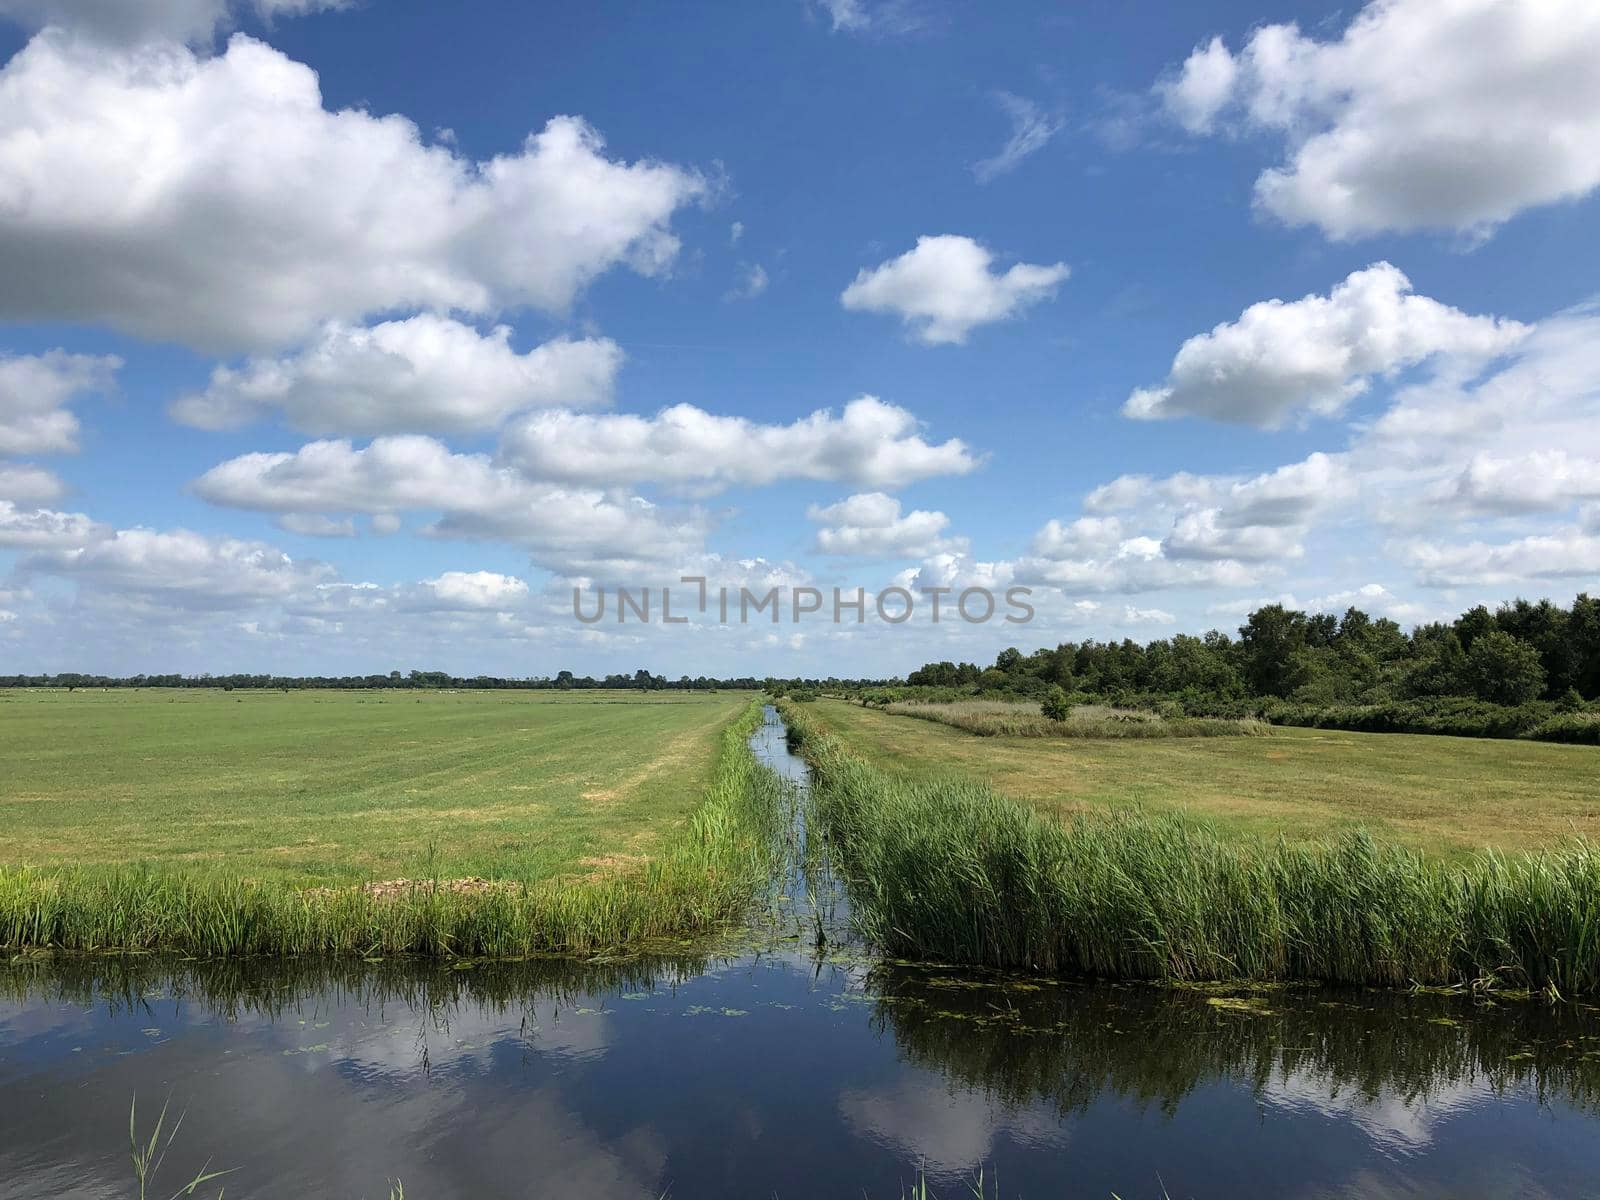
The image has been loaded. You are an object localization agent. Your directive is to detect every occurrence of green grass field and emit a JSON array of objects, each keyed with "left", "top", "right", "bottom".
[
  {"left": 809, "top": 698, "right": 1600, "bottom": 857},
  {"left": 0, "top": 688, "right": 753, "bottom": 886}
]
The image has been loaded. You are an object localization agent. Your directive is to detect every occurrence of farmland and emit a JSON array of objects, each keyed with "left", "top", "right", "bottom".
[
  {"left": 805, "top": 698, "right": 1600, "bottom": 857},
  {"left": 0, "top": 688, "right": 753, "bottom": 886}
]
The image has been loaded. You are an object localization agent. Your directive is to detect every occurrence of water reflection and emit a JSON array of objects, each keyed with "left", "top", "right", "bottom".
[
  {"left": 5, "top": 953, "right": 1600, "bottom": 1199},
  {"left": 867, "top": 964, "right": 1600, "bottom": 1120}
]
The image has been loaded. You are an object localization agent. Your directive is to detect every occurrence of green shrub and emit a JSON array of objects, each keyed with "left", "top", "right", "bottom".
[
  {"left": 1257, "top": 696, "right": 1593, "bottom": 742},
  {"left": 884, "top": 699, "right": 1267, "bottom": 739},
  {"left": 1529, "top": 712, "right": 1600, "bottom": 745},
  {"left": 1040, "top": 686, "right": 1071, "bottom": 721}
]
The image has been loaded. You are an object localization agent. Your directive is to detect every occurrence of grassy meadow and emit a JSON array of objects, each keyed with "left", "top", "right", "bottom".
[
  {"left": 0, "top": 690, "right": 789, "bottom": 957},
  {"left": 0, "top": 688, "right": 751, "bottom": 886},
  {"left": 807, "top": 698, "right": 1600, "bottom": 857}
]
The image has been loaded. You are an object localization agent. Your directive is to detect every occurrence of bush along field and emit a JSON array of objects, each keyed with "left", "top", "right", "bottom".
[
  {"left": 0, "top": 700, "right": 784, "bottom": 958},
  {"left": 879, "top": 697, "right": 1270, "bottom": 739},
  {"left": 851, "top": 688, "right": 1598, "bottom": 745},
  {"left": 780, "top": 701, "right": 1600, "bottom": 995}
]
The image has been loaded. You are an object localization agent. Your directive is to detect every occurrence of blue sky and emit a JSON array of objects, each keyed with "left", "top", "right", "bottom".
[{"left": 2, "top": 0, "right": 1599, "bottom": 677}]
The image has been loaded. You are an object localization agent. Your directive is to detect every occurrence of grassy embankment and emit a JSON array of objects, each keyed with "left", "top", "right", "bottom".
[
  {"left": 810, "top": 698, "right": 1600, "bottom": 856},
  {"left": 784, "top": 700, "right": 1600, "bottom": 993},
  {"left": 0, "top": 691, "right": 782, "bottom": 957},
  {"left": 880, "top": 698, "right": 1269, "bottom": 738}
]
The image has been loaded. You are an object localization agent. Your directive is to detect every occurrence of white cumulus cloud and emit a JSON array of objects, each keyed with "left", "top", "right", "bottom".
[
  {"left": 0, "top": 34, "right": 705, "bottom": 351},
  {"left": 1448, "top": 450, "right": 1600, "bottom": 515},
  {"left": 170, "top": 316, "right": 622, "bottom": 434},
  {"left": 190, "top": 436, "right": 713, "bottom": 575},
  {"left": 1030, "top": 516, "right": 1126, "bottom": 559},
  {"left": 1015, "top": 549, "right": 1261, "bottom": 596},
  {"left": 1084, "top": 472, "right": 1216, "bottom": 514},
  {"left": 413, "top": 570, "right": 530, "bottom": 612},
  {"left": 1125, "top": 264, "right": 1525, "bottom": 427},
  {"left": 0, "top": 501, "right": 108, "bottom": 548},
  {"left": 25, "top": 527, "right": 334, "bottom": 608},
  {"left": 193, "top": 436, "right": 532, "bottom": 515},
  {"left": 1367, "top": 312, "right": 1600, "bottom": 461},
  {"left": 1156, "top": 35, "right": 1237, "bottom": 134},
  {"left": 808, "top": 492, "right": 964, "bottom": 558},
  {"left": 1018, "top": 454, "right": 1355, "bottom": 595},
  {"left": 1064, "top": 455, "right": 1353, "bottom": 572},
  {"left": 1396, "top": 528, "right": 1600, "bottom": 588},
  {"left": 0, "top": 350, "right": 120, "bottom": 455},
  {"left": 1163, "top": 509, "right": 1306, "bottom": 563},
  {"left": 1158, "top": 0, "right": 1600, "bottom": 239},
  {"left": 1221, "top": 453, "right": 1354, "bottom": 528},
  {"left": 840, "top": 235, "right": 1068, "bottom": 345},
  {"left": 1014, "top": 517, "right": 1265, "bottom": 595},
  {"left": 499, "top": 395, "right": 978, "bottom": 493},
  {"left": 0, "top": 463, "right": 65, "bottom": 504}
]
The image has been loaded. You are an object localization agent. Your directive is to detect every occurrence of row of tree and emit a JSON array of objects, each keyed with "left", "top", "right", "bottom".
[
  {"left": 907, "top": 595, "right": 1600, "bottom": 709},
  {"left": 0, "top": 667, "right": 880, "bottom": 693}
]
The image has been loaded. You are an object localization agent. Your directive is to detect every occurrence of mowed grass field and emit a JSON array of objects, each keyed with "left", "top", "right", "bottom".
[
  {"left": 0, "top": 689, "right": 753, "bottom": 886},
  {"left": 809, "top": 699, "right": 1600, "bottom": 857}
]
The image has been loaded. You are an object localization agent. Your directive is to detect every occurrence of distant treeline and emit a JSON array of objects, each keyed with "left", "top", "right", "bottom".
[
  {"left": 894, "top": 594, "right": 1600, "bottom": 744},
  {"left": 0, "top": 668, "right": 875, "bottom": 693}
]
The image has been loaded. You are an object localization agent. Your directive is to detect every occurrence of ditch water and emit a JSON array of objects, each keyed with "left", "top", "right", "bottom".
[{"left": 4, "top": 707, "right": 1600, "bottom": 1198}]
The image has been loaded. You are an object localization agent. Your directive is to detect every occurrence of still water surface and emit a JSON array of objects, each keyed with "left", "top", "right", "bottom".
[{"left": 3, "top": 709, "right": 1599, "bottom": 1198}]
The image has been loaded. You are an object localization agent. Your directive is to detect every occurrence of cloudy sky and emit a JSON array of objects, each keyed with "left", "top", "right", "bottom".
[{"left": 1, "top": 0, "right": 1598, "bottom": 678}]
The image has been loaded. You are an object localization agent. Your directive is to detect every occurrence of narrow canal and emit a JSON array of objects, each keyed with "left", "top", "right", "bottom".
[{"left": 4, "top": 707, "right": 1599, "bottom": 1197}]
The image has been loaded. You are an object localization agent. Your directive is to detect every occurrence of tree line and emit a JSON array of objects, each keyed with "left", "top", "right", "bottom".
[
  {"left": 899, "top": 595, "right": 1600, "bottom": 743},
  {"left": 0, "top": 667, "right": 879, "bottom": 693}
]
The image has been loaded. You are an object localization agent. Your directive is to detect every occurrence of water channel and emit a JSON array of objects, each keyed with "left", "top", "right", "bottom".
[{"left": 4, "top": 706, "right": 1599, "bottom": 1197}]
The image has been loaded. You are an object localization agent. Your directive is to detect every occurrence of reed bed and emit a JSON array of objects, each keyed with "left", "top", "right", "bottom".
[
  {"left": 883, "top": 699, "right": 1269, "bottom": 739},
  {"left": 782, "top": 702, "right": 1600, "bottom": 994},
  {"left": 0, "top": 702, "right": 783, "bottom": 958}
]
